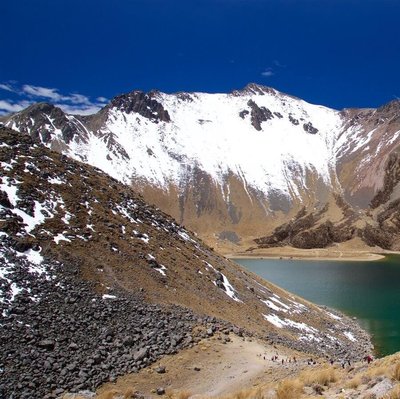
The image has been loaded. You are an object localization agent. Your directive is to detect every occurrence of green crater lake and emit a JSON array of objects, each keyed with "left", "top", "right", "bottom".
[{"left": 235, "top": 255, "right": 400, "bottom": 356}]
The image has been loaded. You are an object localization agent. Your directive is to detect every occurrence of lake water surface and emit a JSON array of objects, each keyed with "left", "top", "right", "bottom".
[{"left": 235, "top": 255, "right": 400, "bottom": 356}]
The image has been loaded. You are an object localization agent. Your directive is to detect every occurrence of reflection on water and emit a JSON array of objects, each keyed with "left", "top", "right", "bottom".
[{"left": 235, "top": 256, "right": 400, "bottom": 356}]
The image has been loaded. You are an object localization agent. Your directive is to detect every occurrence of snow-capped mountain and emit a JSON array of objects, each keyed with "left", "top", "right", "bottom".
[{"left": 2, "top": 84, "right": 400, "bottom": 249}]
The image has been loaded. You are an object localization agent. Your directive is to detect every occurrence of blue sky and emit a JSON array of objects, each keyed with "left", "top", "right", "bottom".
[{"left": 1, "top": 0, "right": 399, "bottom": 115}]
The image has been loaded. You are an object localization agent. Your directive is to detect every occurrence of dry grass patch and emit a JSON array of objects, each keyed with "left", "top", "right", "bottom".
[
  {"left": 346, "top": 372, "right": 372, "bottom": 387},
  {"left": 299, "top": 366, "right": 338, "bottom": 386},
  {"left": 379, "top": 353, "right": 400, "bottom": 368},
  {"left": 365, "top": 365, "right": 389, "bottom": 379},
  {"left": 384, "top": 384, "right": 400, "bottom": 399},
  {"left": 393, "top": 363, "right": 400, "bottom": 381},
  {"left": 366, "top": 361, "right": 400, "bottom": 381},
  {"left": 346, "top": 375, "right": 363, "bottom": 389},
  {"left": 276, "top": 378, "right": 303, "bottom": 399}
]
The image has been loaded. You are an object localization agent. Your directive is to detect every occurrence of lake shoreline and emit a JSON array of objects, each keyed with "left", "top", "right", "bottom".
[{"left": 225, "top": 247, "right": 397, "bottom": 262}]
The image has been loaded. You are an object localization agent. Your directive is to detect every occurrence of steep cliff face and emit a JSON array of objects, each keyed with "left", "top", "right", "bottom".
[
  {"left": 254, "top": 146, "right": 400, "bottom": 252},
  {"left": 2, "top": 84, "right": 400, "bottom": 250},
  {"left": 335, "top": 101, "right": 400, "bottom": 208},
  {"left": 367, "top": 147, "right": 400, "bottom": 250}
]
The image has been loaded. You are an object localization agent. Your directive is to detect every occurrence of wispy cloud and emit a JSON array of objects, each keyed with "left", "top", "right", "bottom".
[
  {"left": 54, "top": 103, "right": 107, "bottom": 115},
  {"left": 0, "top": 100, "right": 34, "bottom": 115},
  {"left": 261, "top": 60, "right": 286, "bottom": 78},
  {"left": 273, "top": 59, "right": 286, "bottom": 68},
  {"left": 261, "top": 68, "right": 274, "bottom": 77},
  {"left": 22, "top": 84, "right": 64, "bottom": 101},
  {"left": 0, "top": 82, "right": 109, "bottom": 116},
  {"left": 0, "top": 83, "right": 15, "bottom": 93}
]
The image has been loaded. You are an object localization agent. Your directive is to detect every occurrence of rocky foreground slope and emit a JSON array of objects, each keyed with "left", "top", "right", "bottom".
[
  {"left": 0, "top": 128, "right": 372, "bottom": 398},
  {"left": 2, "top": 85, "right": 400, "bottom": 252}
]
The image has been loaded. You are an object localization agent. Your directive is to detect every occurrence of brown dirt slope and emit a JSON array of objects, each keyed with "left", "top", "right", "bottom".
[
  {"left": 89, "top": 334, "right": 400, "bottom": 399},
  {"left": 0, "top": 127, "right": 371, "bottom": 359}
]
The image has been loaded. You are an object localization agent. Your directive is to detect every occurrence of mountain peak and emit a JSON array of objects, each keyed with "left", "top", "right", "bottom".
[
  {"left": 231, "top": 83, "right": 276, "bottom": 97},
  {"left": 377, "top": 98, "right": 400, "bottom": 114},
  {"left": 21, "top": 102, "right": 60, "bottom": 115},
  {"left": 1, "top": 102, "right": 79, "bottom": 145}
]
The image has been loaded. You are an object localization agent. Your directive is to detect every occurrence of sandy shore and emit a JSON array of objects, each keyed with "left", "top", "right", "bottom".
[{"left": 225, "top": 246, "right": 391, "bottom": 262}]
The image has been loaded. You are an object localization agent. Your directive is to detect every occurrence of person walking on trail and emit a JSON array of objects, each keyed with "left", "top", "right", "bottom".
[{"left": 363, "top": 355, "right": 373, "bottom": 364}]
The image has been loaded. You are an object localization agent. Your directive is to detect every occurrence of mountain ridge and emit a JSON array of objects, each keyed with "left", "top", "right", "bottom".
[{"left": 2, "top": 84, "right": 400, "bottom": 252}]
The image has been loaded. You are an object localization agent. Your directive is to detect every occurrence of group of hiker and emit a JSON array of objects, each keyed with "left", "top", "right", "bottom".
[
  {"left": 270, "top": 355, "right": 298, "bottom": 364},
  {"left": 259, "top": 353, "right": 374, "bottom": 367}
]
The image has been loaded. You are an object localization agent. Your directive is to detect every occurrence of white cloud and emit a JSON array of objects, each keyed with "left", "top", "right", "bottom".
[
  {"left": 0, "top": 83, "right": 16, "bottom": 93},
  {"left": 261, "top": 68, "right": 274, "bottom": 77},
  {"left": 54, "top": 103, "right": 104, "bottom": 115},
  {"left": 0, "top": 99, "right": 33, "bottom": 113},
  {"left": 22, "top": 84, "right": 64, "bottom": 101},
  {"left": 67, "top": 93, "right": 92, "bottom": 105},
  {"left": 0, "top": 82, "right": 109, "bottom": 116}
]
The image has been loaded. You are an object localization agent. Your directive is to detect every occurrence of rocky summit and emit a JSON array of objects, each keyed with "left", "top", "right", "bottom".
[
  {"left": 0, "top": 127, "right": 372, "bottom": 398},
  {"left": 1, "top": 84, "right": 400, "bottom": 254}
]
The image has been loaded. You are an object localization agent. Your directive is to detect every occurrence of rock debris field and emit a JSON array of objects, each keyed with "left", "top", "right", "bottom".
[{"left": 0, "top": 249, "right": 231, "bottom": 399}]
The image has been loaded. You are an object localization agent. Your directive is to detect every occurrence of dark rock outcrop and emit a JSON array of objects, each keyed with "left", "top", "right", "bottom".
[
  {"left": 361, "top": 224, "right": 394, "bottom": 250},
  {"left": 239, "top": 110, "right": 250, "bottom": 119},
  {"left": 3, "top": 102, "right": 80, "bottom": 144},
  {"left": 247, "top": 100, "right": 274, "bottom": 131},
  {"left": 0, "top": 190, "right": 13, "bottom": 208},
  {"left": 303, "top": 121, "right": 319, "bottom": 134},
  {"left": 254, "top": 206, "right": 356, "bottom": 249},
  {"left": 110, "top": 91, "right": 170, "bottom": 123},
  {"left": 289, "top": 115, "right": 299, "bottom": 125}
]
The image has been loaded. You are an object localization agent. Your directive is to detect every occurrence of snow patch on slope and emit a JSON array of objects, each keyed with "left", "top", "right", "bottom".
[
  {"left": 60, "top": 89, "right": 342, "bottom": 202},
  {"left": 263, "top": 313, "right": 318, "bottom": 334}
]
